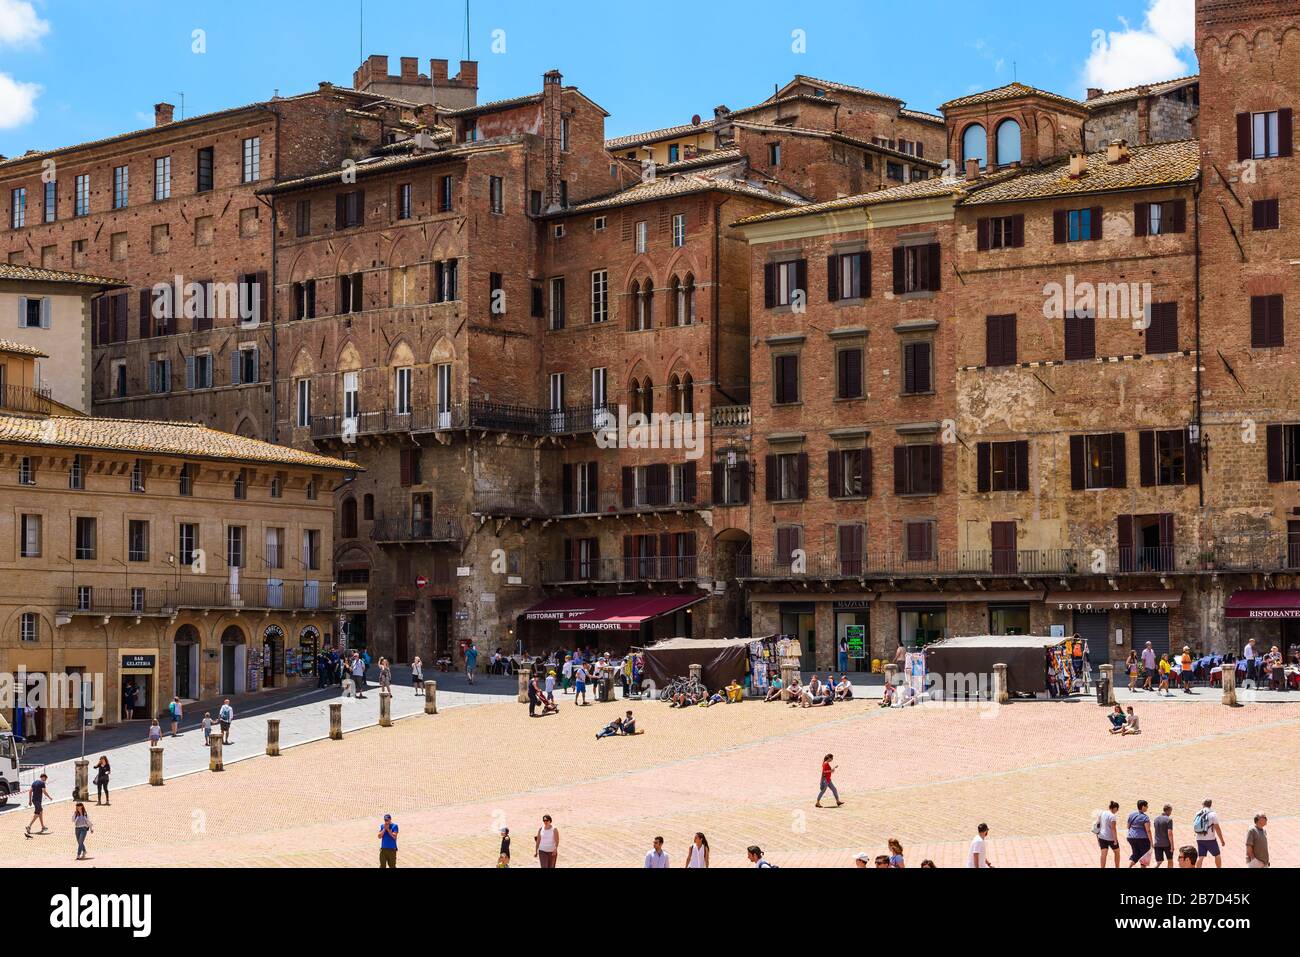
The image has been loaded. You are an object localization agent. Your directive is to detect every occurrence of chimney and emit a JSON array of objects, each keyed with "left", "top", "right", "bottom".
[
  {"left": 155, "top": 102, "right": 175, "bottom": 127},
  {"left": 1068, "top": 151, "right": 1088, "bottom": 178},
  {"left": 543, "top": 70, "right": 564, "bottom": 210},
  {"left": 965, "top": 158, "right": 980, "bottom": 181},
  {"left": 1106, "top": 139, "right": 1131, "bottom": 164},
  {"left": 1086, "top": 88, "right": 1104, "bottom": 101}
]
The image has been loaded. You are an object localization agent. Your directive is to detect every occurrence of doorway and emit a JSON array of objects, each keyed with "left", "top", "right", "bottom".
[
  {"left": 220, "top": 625, "right": 247, "bottom": 695},
  {"left": 395, "top": 616, "right": 410, "bottom": 663},
  {"left": 779, "top": 604, "right": 816, "bottom": 672},
  {"left": 173, "top": 625, "right": 199, "bottom": 700},
  {"left": 432, "top": 599, "right": 452, "bottom": 659},
  {"left": 263, "top": 626, "right": 284, "bottom": 688}
]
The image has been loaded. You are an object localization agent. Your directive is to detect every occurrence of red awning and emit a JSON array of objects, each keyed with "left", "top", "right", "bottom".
[
  {"left": 1225, "top": 590, "right": 1300, "bottom": 619},
  {"left": 520, "top": 594, "right": 707, "bottom": 632}
]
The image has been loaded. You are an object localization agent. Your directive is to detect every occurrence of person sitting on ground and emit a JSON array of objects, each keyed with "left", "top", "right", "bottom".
[
  {"left": 899, "top": 684, "right": 918, "bottom": 708},
  {"left": 1107, "top": 704, "right": 1127, "bottom": 734},
  {"left": 596, "top": 716, "right": 624, "bottom": 740},
  {"left": 834, "top": 675, "right": 853, "bottom": 701},
  {"left": 794, "top": 675, "right": 822, "bottom": 708},
  {"left": 704, "top": 689, "right": 726, "bottom": 707},
  {"left": 764, "top": 676, "right": 785, "bottom": 702},
  {"left": 620, "top": 710, "right": 638, "bottom": 735},
  {"left": 784, "top": 677, "right": 801, "bottom": 704},
  {"left": 725, "top": 678, "right": 744, "bottom": 703},
  {"left": 880, "top": 682, "right": 896, "bottom": 708},
  {"left": 671, "top": 687, "right": 700, "bottom": 709},
  {"left": 1121, "top": 706, "right": 1141, "bottom": 735}
]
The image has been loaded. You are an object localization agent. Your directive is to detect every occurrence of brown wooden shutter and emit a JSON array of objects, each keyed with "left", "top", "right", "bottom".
[
  {"left": 892, "top": 246, "right": 906, "bottom": 294},
  {"left": 1053, "top": 210, "right": 1068, "bottom": 244},
  {"left": 683, "top": 461, "right": 697, "bottom": 503},
  {"left": 1069, "top": 434, "right": 1086, "bottom": 490},
  {"left": 863, "top": 252, "right": 872, "bottom": 298},
  {"left": 826, "top": 254, "right": 839, "bottom": 301},
  {"left": 1279, "top": 108, "right": 1293, "bottom": 157},
  {"left": 1170, "top": 199, "right": 1186, "bottom": 233},
  {"left": 976, "top": 218, "right": 990, "bottom": 252},
  {"left": 977, "top": 442, "right": 991, "bottom": 493},
  {"left": 827, "top": 451, "right": 842, "bottom": 499},
  {"left": 1134, "top": 202, "right": 1149, "bottom": 237},
  {"left": 623, "top": 535, "right": 635, "bottom": 578},
  {"left": 1185, "top": 431, "right": 1201, "bottom": 486},
  {"left": 1267, "top": 424, "right": 1285, "bottom": 483},
  {"left": 1269, "top": 295, "right": 1285, "bottom": 347},
  {"left": 1011, "top": 214, "right": 1025, "bottom": 248},
  {"left": 138, "top": 289, "right": 152, "bottom": 339},
  {"left": 336, "top": 194, "right": 347, "bottom": 230},
  {"left": 764, "top": 455, "right": 779, "bottom": 501},
  {"left": 930, "top": 443, "right": 943, "bottom": 493},
  {"left": 1015, "top": 440, "right": 1030, "bottom": 491},
  {"left": 622, "top": 466, "right": 634, "bottom": 507},
  {"left": 1139, "top": 430, "right": 1156, "bottom": 487},
  {"left": 1159, "top": 513, "right": 1175, "bottom": 551},
  {"left": 916, "top": 342, "right": 932, "bottom": 392},
  {"left": 1111, "top": 432, "right": 1127, "bottom": 487},
  {"left": 862, "top": 448, "right": 873, "bottom": 497},
  {"left": 926, "top": 243, "right": 941, "bottom": 291},
  {"left": 893, "top": 445, "right": 908, "bottom": 495},
  {"left": 763, "top": 262, "right": 776, "bottom": 308},
  {"left": 1090, "top": 206, "right": 1104, "bottom": 240},
  {"left": 796, "top": 453, "right": 809, "bottom": 500},
  {"left": 1117, "top": 514, "right": 1134, "bottom": 570},
  {"left": 712, "top": 461, "right": 724, "bottom": 503},
  {"left": 562, "top": 538, "right": 575, "bottom": 580},
  {"left": 1237, "top": 112, "right": 1252, "bottom": 162},
  {"left": 399, "top": 449, "right": 412, "bottom": 488},
  {"left": 561, "top": 463, "right": 574, "bottom": 513}
]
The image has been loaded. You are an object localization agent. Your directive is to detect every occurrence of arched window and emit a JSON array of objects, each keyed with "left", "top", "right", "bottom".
[
  {"left": 995, "top": 119, "right": 1022, "bottom": 166},
  {"left": 669, "top": 276, "right": 682, "bottom": 325},
  {"left": 642, "top": 377, "right": 654, "bottom": 417},
  {"left": 962, "top": 124, "right": 987, "bottom": 168},
  {"left": 341, "top": 497, "right": 358, "bottom": 539},
  {"left": 628, "top": 377, "right": 642, "bottom": 415},
  {"left": 683, "top": 274, "right": 696, "bottom": 325},
  {"left": 668, "top": 373, "right": 681, "bottom": 410},
  {"left": 629, "top": 280, "right": 640, "bottom": 331},
  {"left": 681, "top": 373, "right": 694, "bottom": 414},
  {"left": 363, "top": 493, "right": 374, "bottom": 520},
  {"left": 637, "top": 280, "right": 653, "bottom": 331}
]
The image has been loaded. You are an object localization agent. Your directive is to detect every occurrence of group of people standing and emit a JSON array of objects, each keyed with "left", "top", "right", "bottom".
[{"left": 1094, "top": 797, "right": 1269, "bottom": 868}]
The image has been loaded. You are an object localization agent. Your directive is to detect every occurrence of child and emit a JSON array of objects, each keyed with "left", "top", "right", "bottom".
[
  {"left": 201, "top": 712, "right": 213, "bottom": 745},
  {"left": 1158, "top": 654, "right": 1171, "bottom": 696},
  {"left": 147, "top": 719, "right": 162, "bottom": 745}
]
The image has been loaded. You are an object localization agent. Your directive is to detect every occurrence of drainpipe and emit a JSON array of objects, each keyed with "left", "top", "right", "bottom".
[
  {"left": 269, "top": 108, "right": 282, "bottom": 444},
  {"left": 1193, "top": 177, "right": 1203, "bottom": 512}
]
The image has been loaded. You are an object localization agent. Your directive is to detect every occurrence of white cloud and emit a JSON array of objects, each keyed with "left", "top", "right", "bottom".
[
  {"left": 0, "top": 0, "right": 50, "bottom": 47},
  {"left": 1083, "top": 0, "right": 1196, "bottom": 92},
  {"left": 0, "top": 72, "right": 40, "bottom": 128}
]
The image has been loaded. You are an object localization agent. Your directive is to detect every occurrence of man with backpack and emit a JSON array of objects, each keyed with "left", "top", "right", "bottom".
[
  {"left": 747, "top": 845, "right": 776, "bottom": 868},
  {"left": 1094, "top": 801, "right": 1121, "bottom": 868},
  {"left": 1193, "top": 799, "right": 1225, "bottom": 868}
]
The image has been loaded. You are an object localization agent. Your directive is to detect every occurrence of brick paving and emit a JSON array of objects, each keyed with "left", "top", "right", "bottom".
[{"left": 1, "top": 692, "right": 1296, "bottom": 868}]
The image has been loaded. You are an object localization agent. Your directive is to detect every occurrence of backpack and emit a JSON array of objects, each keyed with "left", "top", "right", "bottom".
[
  {"left": 1193, "top": 808, "right": 1211, "bottom": 835},
  {"left": 1091, "top": 810, "right": 1103, "bottom": 835}
]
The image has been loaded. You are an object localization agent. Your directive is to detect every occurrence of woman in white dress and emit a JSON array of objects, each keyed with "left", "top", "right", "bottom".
[{"left": 685, "top": 832, "right": 710, "bottom": 868}]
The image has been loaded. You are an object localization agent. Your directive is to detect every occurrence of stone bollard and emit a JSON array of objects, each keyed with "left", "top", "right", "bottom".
[
  {"left": 266, "top": 718, "right": 280, "bottom": 756},
  {"left": 883, "top": 663, "right": 899, "bottom": 691},
  {"left": 517, "top": 666, "right": 532, "bottom": 704},
  {"left": 209, "top": 734, "right": 224, "bottom": 771},
  {"left": 1221, "top": 664, "right": 1238, "bottom": 707},
  {"left": 780, "top": 664, "right": 798, "bottom": 702},
  {"left": 149, "top": 746, "right": 164, "bottom": 786},
  {"left": 379, "top": 691, "right": 392, "bottom": 727},
  {"left": 329, "top": 702, "right": 343, "bottom": 740},
  {"left": 424, "top": 680, "right": 438, "bottom": 715},
  {"left": 1099, "top": 664, "right": 1117, "bottom": 706},
  {"left": 992, "top": 662, "right": 1010, "bottom": 704},
  {"left": 73, "top": 759, "right": 89, "bottom": 801},
  {"left": 689, "top": 663, "right": 703, "bottom": 686}
]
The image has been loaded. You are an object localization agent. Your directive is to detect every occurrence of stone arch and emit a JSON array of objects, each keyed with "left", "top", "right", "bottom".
[
  {"left": 995, "top": 117, "right": 1022, "bottom": 166},
  {"left": 429, "top": 334, "right": 457, "bottom": 365},
  {"left": 961, "top": 122, "right": 988, "bottom": 167},
  {"left": 290, "top": 347, "right": 315, "bottom": 379},
  {"left": 287, "top": 249, "right": 316, "bottom": 284},
  {"left": 234, "top": 415, "right": 260, "bottom": 439},
  {"left": 387, "top": 337, "right": 416, "bottom": 367},
  {"left": 3, "top": 606, "right": 53, "bottom": 644},
  {"left": 427, "top": 225, "right": 455, "bottom": 262},
  {"left": 335, "top": 242, "right": 364, "bottom": 277},
  {"left": 337, "top": 340, "right": 363, "bottom": 372}
]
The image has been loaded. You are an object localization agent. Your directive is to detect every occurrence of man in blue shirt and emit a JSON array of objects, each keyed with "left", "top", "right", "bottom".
[
  {"left": 465, "top": 643, "right": 479, "bottom": 685},
  {"left": 378, "top": 814, "right": 399, "bottom": 868}
]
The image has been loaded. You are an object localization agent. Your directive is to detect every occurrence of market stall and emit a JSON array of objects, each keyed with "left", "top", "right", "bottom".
[
  {"left": 638, "top": 637, "right": 751, "bottom": 691},
  {"left": 923, "top": 634, "right": 1078, "bottom": 697}
]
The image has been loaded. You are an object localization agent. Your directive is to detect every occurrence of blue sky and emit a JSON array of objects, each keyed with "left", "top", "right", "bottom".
[{"left": 0, "top": 0, "right": 1198, "bottom": 157}]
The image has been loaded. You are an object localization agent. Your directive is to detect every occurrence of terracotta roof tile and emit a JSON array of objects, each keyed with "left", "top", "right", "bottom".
[
  {"left": 0, "top": 414, "right": 361, "bottom": 470},
  {"left": 257, "top": 139, "right": 518, "bottom": 194},
  {"left": 733, "top": 176, "right": 982, "bottom": 225},
  {"left": 0, "top": 262, "right": 126, "bottom": 287},
  {"left": 549, "top": 171, "right": 801, "bottom": 217},
  {"left": 1083, "top": 75, "right": 1199, "bottom": 110},
  {"left": 940, "top": 82, "right": 1085, "bottom": 112},
  {"left": 0, "top": 339, "right": 48, "bottom": 358},
  {"left": 780, "top": 75, "right": 903, "bottom": 104},
  {"left": 606, "top": 122, "right": 713, "bottom": 150}
]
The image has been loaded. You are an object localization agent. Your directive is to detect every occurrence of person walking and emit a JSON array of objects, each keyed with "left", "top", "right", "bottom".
[
  {"left": 93, "top": 756, "right": 111, "bottom": 806},
  {"left": 968, "top": 824, "right": 993, "bottom": 868},
  {"left": 1140, "top": 642, "right": 1156, "bottom": 692},
  {"left": 465, "top": 642, "right": 479, "bottom": 685},
  {"left": 201, "top": 712, "right": 213, "bottom": 746},
  {"left": 1193, "top": 798, "right": 1225, "bottom": 868},
  {"left": 561, "top": 654, "right": 574, "bottom": 695},
  {"left": 1097, "top": 801, "right": 1121, "bottom": 867},
  {"left": 378, "top": 657, "right": 392, "bottom": 694},
  {"left": 1158, "top": 654, "right": 1172, "bottom": 696},
  {"left": 1126, "top": 800, "right": 1153, "bottom": 868},
  {"left": 574, "top": 662, "right": 588, "bottom": 706},
  {"left": 499, "top": 827, "right": 511, "bottom": 863},
  {"left": 747, "top": 845, "right": 776, "bottom": 868},
  {"left": 887, "top": 838, "right": 906, "bottom": 868},
  {"left": 24, "top": 772, "right": 49, "bottom": 837},
  {"left": 168, "top": 696, "right": 183, "bottom": 736},
  {"left": 147, "top": 718, "right": 162, "bottom": 746},
  {"left": 351, "top": 653, "right": 367, "bottom": 699},
  {"left": 644, "top": 836, "right": 669, "bottom": 869},
  {"left": 1244, "top": 638, "right": 1259, "bottom": 684},
  {"left": 1246, "top": 814, "right": 1270, "bottom": 868},
  {"left": 1153, "top": 804, "right": 1176, "bottom": 868},
  {"left": 535, "top": 814, "right": 559, "bottom": 868},
  {"left": 685, "top": 832, "right": 710, "bottom": 869},
  {"left": 816, "top": 753, "right": 843, "bottom": 808},
  {"left": 72, "top": 803, "right": 92, "bottom": 861},
  {"left": 1125, "top": 650, "right": 1139, "bottom": 691},
  {"left": 378, "top": 814, "right": 399, "bottom": 868},
  {"left": 218, "top": 699, "right": 234, "bottom": 744},
  {"left": 527, "top": 672, "right": 545, "bottom": 718},
  {"left": 1179, "top": 646, "right": 1195, "bottom": 693},
  {"left": 411, "top": 656, "right": 424, "bottom": 695}
]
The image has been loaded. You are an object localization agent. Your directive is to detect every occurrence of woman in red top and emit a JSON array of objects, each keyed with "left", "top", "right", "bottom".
[{"left": 816, "top": 753, "right": 843, "bottom": 808}]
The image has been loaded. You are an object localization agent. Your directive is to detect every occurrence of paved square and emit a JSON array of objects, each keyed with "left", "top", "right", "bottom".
[{"left": 2, "top": 689, "right": 1296, "bottom": 868}]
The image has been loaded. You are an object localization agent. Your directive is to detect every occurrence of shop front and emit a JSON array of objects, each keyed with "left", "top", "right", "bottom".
[
  {"left": 521, "top": 594, "right": 706, "bottom": 654},
  {"left": 119, "top": 650, "right": 158, "bottom": 723},
  {"left": 1048, "top": 590, "right": 1181, "bottom": 671},
  {"left": 262, "top": 625, "right": 285, "bottom": 689},
  {"left": 337, "top": 587, "right": 368, "bottom": 653},
  {"left": 173, "top": 624, "right": 200, "bottom": 701},
  {"left": 833, "top": 601, "right": 871, "bottom": 673},
  {"left": 1225, "top": 590, "right": 1300, "bottom": 659},
  {"left": 298, "top": 626, "right": 320, "bottom": 678}
]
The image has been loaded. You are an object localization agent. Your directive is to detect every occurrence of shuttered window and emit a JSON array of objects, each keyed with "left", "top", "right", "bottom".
[
  {"left": 985, "top": 314, "right": 1017, "bottom": 366},
  {"left": 1252, "top": 199, "right": 1280, "bottom": 231},
  {"left": 763, "top": 259, "right": 807, "bottom": 308},
  {"left": 1133, "top": 200, "right": 1186, "bottom": 236},
  {"left": 902, "top": 341, "right": 932, "bottom": 394},
  {"left": 1139, "top": 429, "right": 1198, "bottom": 487},
  {"left": 835, "top": 347, "right": 863, "bottom": 399},
  {"left": 1054, "top": 206, "right": 1104, "bottom": 243},
  {"left": 891, "top": 243, "right": 941, "bottom": 294},
  {"left": 1145, "top": 302, "right": 1179, "bottom": 354},
  {"left": 904, "top": 521, "right": 935, "bottom": 562},
  {"left": 893, "top": 444, "right": 943, "bottom": 495},
  {"left": 1070, "top": 433, "right": 1127, "bottom": 490},
  {"left": 1064, "top": 311, "right": 1096, "bottom": 360},
  {"left": 1251, "top": 294, "right": 1284, "bottom": 348},
  {"left": 827, "top": 251, "right": 870, "bottom": 301},
  {"left": 976, "top": 441, "right": 1030, "bottom": 493},
  {"left": 976, "top": 214, "right": 1024, "bottom": 251},
  {"left": 828, "top": 448, "right": 871, "bottom": 499},
  {"left": 773, "top": 353, "right": 800, "bottom": 405}
]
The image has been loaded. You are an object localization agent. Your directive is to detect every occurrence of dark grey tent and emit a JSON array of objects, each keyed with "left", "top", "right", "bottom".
[
  {"left": 638, "top": 637, "right": 750, "bottom": 691},
  {"left": 924, "top": 635, "right": 1067, "bottom": 696}
]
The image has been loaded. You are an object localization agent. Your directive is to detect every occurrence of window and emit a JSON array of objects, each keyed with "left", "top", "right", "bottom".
[
  {"left": 434, "top": 259, "right": 458, "bottom": 302},
  {"left": 558, "top": 181, "right": 568, "bottom": 208},
  {"left": 341, "top": 499, "right": 358, "bottom": 539},
  {"left": 112, "top": 165, "right": 129, "bottom": 209},
  {"left": 197, "top": 147, "right": 214, "bottom": 192},
  {"left": 1145, "top": 302, "right": 1179, "bottom": 354},
  {"left": 1071, "top": 433, "right": 1127, "bottom": 490},
  {"left": 904, "top": 521, "right": 936, "bottom": 562},
  {"left": 43, "top": 180, "right": 55, "bottom": 223},
  {"left": 398, "top": 183, "right": 413, "bottom": 220},
  {"left": 828, "top": 251, "right": 869, "bottom": 301},
  {"left": 131, "top": 459, "right": 147, "bottom": 493},
  {"left": 995, "top": 119, "right": 1021, "bottom": 166},
  {"left": 713, "top": 455, "right": 750, "bottom": 506},
  {"left": 20, "top": 514, "right": 41, "bottom": 557},
  {"left": 338, "top": 272, "right": 364, "bottom": 313},
  {"left": 553, "top": 223, "right": 565, "bottom": 240},
  {"left": 962, "top": 124, "right": 987, "bottom": 167},
  {"left": 768, "top": 142, "right": 781, "bottom": 166},
  {"left": 303, "top": 530, "right": 321, "bottom": 571},
  {"left": 295, "top": 199, "right": 312, "bottom": 237},
  {"left": 1252, "top": 199, "right": 1280, "bottom": 231},
  {"left": 231, "top": 346, "right": 258, "bottom": 386},
  {"left": 338, "top": 190, "right": 365, "bottom": 228},
  {"left": 270, "top": 476, "right": 282, "bottom": 498},
  {"left": 19, "top": 296, "right": 46, "bottom": 328},
  {"left": 1135, "top": 200, "right": 1186, "bottom": 236},
  {"left": 902, "top": 341, "right": 932, "bottom": 395},
  {"left": 590, "top": 270, "right": 608, "bottom": 323},
  {"left": 529, "top": 190, "right": 542, "bottom": 215},
  {"left": 438, "top": 175, "right": 453, "bottom": 212},
  {"left": 178, "top": 523, "right": 198, "bottom": 566},
  {"left": 128, "top": 520, "right": 150, "bottom": 562},
  {"left": 773, "top": 353, "right": 800, "bottom": 405},
  {"left": 671, "top": 213, "right": 685, "bottom": 248},
  {"left": 489, "top": 176, "right": 503, "bottom": 214},
  {"left": 75, "top": 174, "right": 90, "bottom": 216},
  {"left": 108, "top": 359, "right": 126, "bottom": 397},
  {"left": 1056, "top": 207, "right": 1103, "bottom": 243},
  {"left": 343, "top": 371, "right": 360, "bottom": 420},
  {"left": 10, "top": 187, "right": 25, "bottom": 228},
  {"left": 1139, "top": 429, "right": 1196, "bottom": 487},
  {"left": 560, "top": 116, "right": 571, "bottom": 152},
  {"left": 75, "top": 516, "right": 97, "bottom": 560},
  {"left": 234, "top": 468, "right": 247, "bottom": 500},
  {"left": 985, "top": 314, "right": 1017, "bottom": 366},
  {"left": 836, "top": 347, "right": 864, "bottom": 400},
  {"left": 977, "top": 215, "right": 1024, "bottom": 250},
  {"left": 886, "top": 161, "right": 905, "bottom": 182},
  {"left": 976, "top": 441, "right": 1030, "bottom": 493},
  {"left": 635, "top": 220, "right": 648, "bottom": 253},
  {"left": 1064, "top": 311, "right": 1096, "bottom": 361},
  {"left": 531, "top": 285, "right": 544, "bottom": 318},
  {"left": 179, "top": 464, "right": 194, "bottom": 496},
  {"left": 829, "top": 448, "right": 869, "bottom": 499},
  {"left": 764, "top": 259, "right": 807, "bottom": 308},
  {"left": 394, "top": 366, "right": 412, "bottom": 415},
  {"left": 435, "top": 363, "right": 452, "bottom": 428},
  {"left": 766, "top": 452, "right": 807, "bottom": 502},
  {"left": 629, "top": 279, "right": 654, "bottom": 331},
  {"left": 293, "top": 279, "right": 317, "bottom": 320},
  {"left": 894, "top": 444, "right": 943, "bottom": 495},
  {"left": 892, "top": 244, "right": 941, "bottom": 294},
  {"left": 670, "top": 274, "right": 696, "bottom": 326},
  {"left": 549, "top": 276, "right": 566, "bottom": 330},
  {"left": 594, "top": 216, "right": 606, "bottom": 231},
  {"left": 186, "top": 353, "right": 212, "bottom": 390},
  {"left": 20, "top": 613, "right": 38, "bottom": 643},
  {"left": 68, "top": 455, "right": 85, "bottom": 491},
  {"left": 242, "top": 137, "right": 261, "bottom": 183},
  {"left": 226, "top": 525, "right": 245, "bottom": 568},
  {"left": 399, "top": 447, "right": 423, "bottom": 487},
  {"left": 154, "top": 156, "right": 172, "bottom": 201},
  {"left": 1243, "top": 109, "right": 1291, "bottom": 160},
  {"left": 1251, "top": 294, "right": 1284, "bottom": 348}
]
